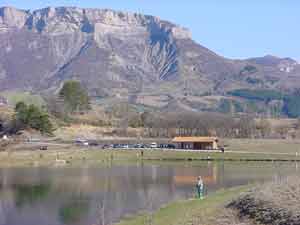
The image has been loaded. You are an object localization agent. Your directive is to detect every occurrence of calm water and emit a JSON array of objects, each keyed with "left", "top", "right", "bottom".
[{"left": 0, "top": 161, "right": 298, "bottom": 225}]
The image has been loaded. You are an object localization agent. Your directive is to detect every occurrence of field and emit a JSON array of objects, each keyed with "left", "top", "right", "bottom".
[{"left": 223, "top": 138, "right": 300, "bottom": 154}]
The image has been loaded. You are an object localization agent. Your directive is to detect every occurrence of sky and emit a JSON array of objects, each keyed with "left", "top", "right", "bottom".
[{"left": 1, "top": 0, "right": 300, "bottom": 60}]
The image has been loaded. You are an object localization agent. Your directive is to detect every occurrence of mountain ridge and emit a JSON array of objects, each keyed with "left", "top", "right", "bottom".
[{"left": 0, "top": 6, "right": 300, "bottom": 115}]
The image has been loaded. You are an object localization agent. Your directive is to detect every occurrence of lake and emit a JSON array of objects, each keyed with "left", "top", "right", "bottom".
[{"left": 0, "top": 161, "right": 298, "bottom": 225}]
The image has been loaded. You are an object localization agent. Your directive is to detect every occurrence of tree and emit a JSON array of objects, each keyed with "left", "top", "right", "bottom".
[
  {"left": 45, "top": 95, "right": 69, "bottom": 120},
  {"left": 275, "top": 125, "right": 289, "bottom": 139},
  {"left": 15, "top": 102, "right": 28, "bottom": 124},
  {"left": 218, "top": 99, "right": 232, "bottom": 114},
  {"left": 235, "top": 116, "right": 256, "bottom": 138},
  {"left": 0, "top": 120, "right": 3, "bottom": 133},
  {"left": 256, "top": 119, "right": 271, "bottom": 138},
  {"left": 14, "top": 102, "right": 54, "bottom": 134},
  {"left": 59, "top": 81, "right": 90, "bottom": 113},
  {"left": 283, "top": 93, "right": 300, "bottom": 118}
]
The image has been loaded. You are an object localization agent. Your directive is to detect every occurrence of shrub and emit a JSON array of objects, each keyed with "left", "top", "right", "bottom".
[
  {"left": 240, "top": 65, "right": 258, "bottom": 75},
  {"left": 246, "top": 77, "right": 262, "bottom": 84},
  {"left": 59, "top": 80, "right": 90, "bottom": 113},
  {"left": 14, "top": 102, "right": 54, "bottom": 134},
  {"left": 218, "top": 99, "right": 244, "bottom": 114},
  {"left": 228, "top": 89, "right": 283, "bottom": 102},
  {"left": 283, "top": 94, "right": 300, "bottom": 118}
]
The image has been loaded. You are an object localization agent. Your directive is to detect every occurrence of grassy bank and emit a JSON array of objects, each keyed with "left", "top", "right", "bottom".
[
  {"left": 1, "top": 138, "right": 300, "bottom": 167},
  {"left": 229, "top": 176, "right": 300, "bottom": 225},
  {"left": 0, "top": 149, "right": 136, "bottom": 167},
  {"left": 116, "top": 186, "right": 250, "bottom": 225},
  {"left": 0, "top": 148, "right": 300, "bottom": 168},
  {"left": 141, "top": 149, "right": 300, "bottom": 162}
]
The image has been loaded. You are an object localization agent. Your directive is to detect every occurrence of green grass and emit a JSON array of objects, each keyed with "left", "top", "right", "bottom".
[
  {"left": 1, "top": 143, "right": 300, "bottom": 168},
  {"left": 223, "top": 138, "right": 300, "bottom": 154},
  {"left": 0, "top": 149, "right": 140, "bottom": 167},
  {"left": 141, "top": 150, "right": 299, "bottom": 161},
  {"left": 116, "top": 186, "right": 250, "bottom": 225}
]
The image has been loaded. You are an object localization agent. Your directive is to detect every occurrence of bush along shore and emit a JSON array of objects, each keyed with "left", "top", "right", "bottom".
[{"left": 228, "top": 176, "right": 300, "bottom": 225}]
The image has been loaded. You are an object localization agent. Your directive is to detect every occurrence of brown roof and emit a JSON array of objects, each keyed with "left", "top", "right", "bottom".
[{"left": 172, "top": 136, "right": 218, "bottom": 143}]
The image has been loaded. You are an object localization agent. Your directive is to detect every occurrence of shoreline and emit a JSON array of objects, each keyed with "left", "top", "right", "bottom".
[
  {"left": 1, "top": 138, "right": 300, "bottom": 167},
  {"left": 0, "top": 148, "right": 299, "bottom": 168},
  {"left": 115, "top": 185, "right": 251, "bottom": 225}
]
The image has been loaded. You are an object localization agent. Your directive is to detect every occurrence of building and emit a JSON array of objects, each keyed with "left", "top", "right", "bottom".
[{"left": 172, "top": 136, "right": 219, "bottom": 150}]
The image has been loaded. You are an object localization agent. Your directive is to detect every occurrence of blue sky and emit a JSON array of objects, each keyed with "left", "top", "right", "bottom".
[{"left": 1, "top": 0, "right": 300, "bottom": 60}]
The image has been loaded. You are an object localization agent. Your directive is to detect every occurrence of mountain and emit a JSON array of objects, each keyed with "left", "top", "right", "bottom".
[{"left": 0, "top": 6, "right": 300, "bottom": 114}]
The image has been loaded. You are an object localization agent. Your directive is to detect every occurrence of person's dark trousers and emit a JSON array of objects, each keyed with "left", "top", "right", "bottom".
[{"left": 196, "top": 185, "right": 203, "bottom": 199}]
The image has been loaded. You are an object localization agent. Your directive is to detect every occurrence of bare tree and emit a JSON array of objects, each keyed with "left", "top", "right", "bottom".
[{"left": 256, "top": 119, "right": 271, "bottom": 138}]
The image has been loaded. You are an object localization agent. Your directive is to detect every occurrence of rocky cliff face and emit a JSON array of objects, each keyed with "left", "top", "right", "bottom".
[
  {"left": 0, "top": 6, "right": 299, "bottom": 111},
  {"left": 0, "top": 6, "right": 194, "bottom": 95},
  {"left": 0, "top": 7, "right": 28, "bottom": 30}
]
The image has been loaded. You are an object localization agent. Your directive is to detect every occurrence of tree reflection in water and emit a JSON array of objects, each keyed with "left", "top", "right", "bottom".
[
  {"left": 0, "top": 163, "right": 297, "bottom": 225},
  {"left": 14, "top": 184, "right": 51, "bottom": 208},
  {"left": 59, "top": 197, "right": 90, "bottom": 225}
]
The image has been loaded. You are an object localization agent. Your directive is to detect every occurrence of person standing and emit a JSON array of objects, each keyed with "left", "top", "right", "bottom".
[{"left": 196, "top": 176, "right": 204, "bottom": 199}]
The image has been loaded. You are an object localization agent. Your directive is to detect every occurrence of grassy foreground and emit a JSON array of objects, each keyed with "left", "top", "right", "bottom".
[{"left": 116, "top": 186, "right": 250, "bottom": 225}]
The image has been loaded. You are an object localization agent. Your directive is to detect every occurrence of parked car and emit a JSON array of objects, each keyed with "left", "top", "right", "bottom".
[
  {"left": 159, "top": 144, "right": 168, "bottom": 149},
  {"left": 122, "top": 144, "right": 129, "bottom": 149},
  {"left": 150, "top": 142, "right": 158, "bottom": 148},
  {"left": 102, "top": 144, "right": 113, "bottom": 149},
  {"left": 115, "top": 144, "right": 127, "bottom": 149},
  {"left": 28, "top": 138, "right": 41, "bottom": 142},
  {"left": 134, "top": 144, "right": 146, "bottom": 149},
  {"left": 88, "top": 141, "right": 99, "bottom": 147},
  {"left": 75, "top": 138, "right": 88, "bottom": 145},
  {"left": 128, "top": 144, "right": 136, "bottom": 149},
  {"left": 39, "top": 146, "right": 48, "bottom": 151},
  {"left": 159, "top": 144, "right": 176, "bottom": 149},
  {"left": 167, "top": 144, "right": 176, "bottom": 149},
  {"left": 113, "top": 144, "right": 124, "bottom": 149}
]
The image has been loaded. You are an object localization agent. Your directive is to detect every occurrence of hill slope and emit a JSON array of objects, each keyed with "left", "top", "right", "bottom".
[{"left": 0, "top": 6, "right": 300, "bottom": 114}]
